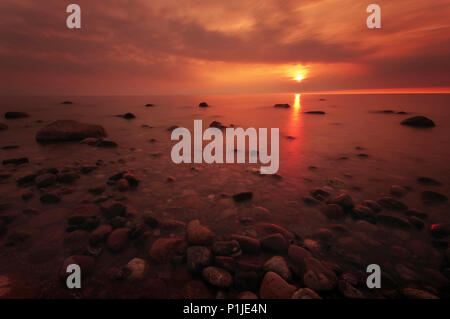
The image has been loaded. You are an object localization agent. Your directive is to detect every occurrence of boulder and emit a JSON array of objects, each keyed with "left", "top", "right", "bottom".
[{"left": 36, "top": 120, "right": 106, "bottom": 143}]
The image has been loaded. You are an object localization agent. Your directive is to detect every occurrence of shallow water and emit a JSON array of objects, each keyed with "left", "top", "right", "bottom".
[{"left": 0, "top": 93, "right": 449, "bottom": 298}]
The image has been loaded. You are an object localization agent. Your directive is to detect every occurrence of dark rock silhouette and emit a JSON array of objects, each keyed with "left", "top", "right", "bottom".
[
  {"left": 401, "top": 116, "right": 435, "bottom": 127},
  {"left": 36, "top": 120, "right": 106, "bottom": 143}
]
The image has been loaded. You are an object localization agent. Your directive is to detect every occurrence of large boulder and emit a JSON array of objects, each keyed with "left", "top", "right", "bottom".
[{"left": 36, "top": 120, "right": 106, "bottom": 143}]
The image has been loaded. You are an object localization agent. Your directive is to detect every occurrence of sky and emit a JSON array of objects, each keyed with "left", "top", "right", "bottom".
[{"left": 0, "top": 0, "right": 449, "bottom": 95}]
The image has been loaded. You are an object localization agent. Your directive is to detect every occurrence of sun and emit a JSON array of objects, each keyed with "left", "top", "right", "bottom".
[{"left": 295, "top": 74, "right": 304, "bottom": 82}]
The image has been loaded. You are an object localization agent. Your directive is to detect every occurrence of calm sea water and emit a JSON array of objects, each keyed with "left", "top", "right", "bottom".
[{"left": 0, "top": 93, "right": 449, "bottom": 297}]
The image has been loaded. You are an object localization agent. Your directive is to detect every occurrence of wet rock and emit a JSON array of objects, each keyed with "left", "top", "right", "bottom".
[
  {"left": 305, "top": 111, "right": 325, "bottom": 114},
  {"left": 310, "top": 188, "right": 330, "bottom": 200},
  {"left": 106, "top": 228, "right": 130, "bottom": 252},
  {"left": 338, "top": 280, "right": 364, "bottom": 299},
  {"left": 260, "top": 233, "right": 288, "bottom": 252},
  {"left": 404, "top": 209, "right": 427, "bottom": 219},
  {"left": 96, "top": 140, "right": 118, "bottom": 148},
  {"left": 291, "top": 288, "right": 321, "bottom": 299},
  {"left": 230, "top": 235, "right": 260, "bottom": 253},
  {"left": 234, "top": 270, "right": 260, "bottom": 291},
  {"left": 274, "top": 104, "right": 290, "bottom": 108},
  {"left": 213, "top": 240, "right": 241, "bottom": 257},
  {"left": 421, "top": 190, "right": 447, "bottom": 203},
  {"left": 238, "top": 291, "right": 258, "bottom": 299},
  {"left": 102, "top": 202, "right": 126, "bottom": 219},
  {"left": 35, "top": 173, "right": 57, "bottom": 188},
  {"left": 69, "top": 204, "right": 101, "bottom": 225},
  {"left": 417, "top": 177, "right": 442, "bottom": 186},
  {"left": 377, "top": 197, "right": 408, "bottom": 210},
  {"left": 125, "top": 258, "right": 148, "bottom": 280},
  {"left": 401, "top": 116, "right": 435, "bottom": 128},
  {"left": 187, "top": 246, "right": 212, "bottom": 273},
  {"left": 214, "top": 256, "right": 236, "bottom": 273},
  {"left": 288, "top": 244, "right": 312, "bottom": 275},
  {"left": 263, "top": 256, "right": 292, "bottom": 281},
  {"left": 328, "top": 193, "right": 354, "bottom": 211},
  {"left": 40, "top": 193, "right": 61, "bottom": 204},
  {"left": 310, "top": 228, "right": 333, "bottom": 241},
  {"left": 430, "top": 223, "right": 450, "bottom": 239},
  {"left": 186, "top": 220, "right": 215, "bottom": 245},
  {"left": 4, "top": 112, "right": 29, "bottom": 119},
  {"left": 254, "top": 223, "right": 294, "bottom": 241},
  {"left": 36, "top": 120, "right": 106, "bottom": 143},
  {"left": 303, "top": 257, "right": 337, "bottom": 291},
  {"left": 149, "top": 237, "right": 184, "bottom": 263},
  {"left": 390, "top": 185, "right": 406, "bottom": 197},
  {"left": 233, "top": 192, "right": 253, "bottom": 202},
  {"left": 401, "top": 288, "right": 439, "bottom": 299},
  {"left": 202, "top": 267, "right": 233, "bottom": 288},
  {"left": 302, "top": 196, "right": 320, "bottom": 205},
  {"left": 377, "top": 212, "right": 411, "bottom": 229},
  {"left": 260, "top": 271, "right": 296, "bottom": 299},
  {"left": 408, "top": 216, "right": 424, "bottom": 230},
  {"left": 17, "top": 174, "right": 37, "bottom": 186},
  {"left": 123, "top": 173, "right": 139, "bottom": 187},
  {"left": 209, "top": 121, "right": 226, "bottom": 129},
  {"left": 90, "top": 224, "right": 113, "bottom": 245},
  {"left": 64, "top": 230, "right": 90, "bottom": 254},
  {"left": 321, "top": 204, "right": 345, "bottom": 220},
  {"left": 199, "top": 102, "right": 209, "bottom": 108},
  {"left": 3, "top": 157, "right": 29, "bottom": 165},
  {"left": 117, "top": 179, "right": 130, "bottom": 191},
  {"left": 351, "top": 205, "right": 376, "bottom": 223},
  {"left": 88, "top": 184, "right": 106, "bottom": 195}
]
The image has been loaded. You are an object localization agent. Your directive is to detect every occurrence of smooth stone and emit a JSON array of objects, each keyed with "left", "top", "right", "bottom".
[
  {"left": 106, "top": 228, "right": 130, "bottom": 252},
  {"left": 321, "top": 204, "right": 345, "bottom": 220},
  {"left": 36, "top": 120, "right": 106, "bottom": 143},
  {"left": 125, "top": 258, "right": 148, "bottom": 280},
  {"left": 303, "top": 257, "right": 337, "bottom": 291},
  {"left": 291, "top": 288, "right": 321, "bottom": 299},
  {"left": 401, "top": 116, "right": 435, "bottom": 127},
  {"left": 90, "top": 224, "right": 113, "bottom": 245},
  {"left": 149, "top": 237, "right": 184, "bottom": 263},
  {"left": 377, "top": 212, "right": 411, "bottom": 229},
  {"left": 259, "top": 271, "right": 296, "bottom": 299},
  {"left": 230, "top": 235, "right": 261, "bottom": 253},
  {"left": 202, "top": 267, "right": 233, "bottom": 288},
  {"left": 288, "top": 245, "right": 312, "bottom": 276},
  {"left": 377, "top": 197, "right": 408, "bottom": 210},
  {"left": 263, "top": 256, "right": 292, "bottom": 281},
  {"left": 260, "top": 233, "right": 288, "bottom": 252},
  {"left": 212, "top": 240, "right": 241, "bottom": 257},
  {"left": 338, "top": 280, "right": 364, "bottom": 299},
  {"left": 187, "top": 246, "right": 212, "bottom": 273},
  {"left": 186, "top": 220, "right": 215, "bottom": 245},
  {"left": 214, "top": 256, "right": 236, "bottom": 273},
  {"left": 351, "top": 205, "right": 376, "bottom": 223},
  {"left": 361, "top": 200, "right": 382, "bottom": 213},
  {"left": 253, "top": 222, "right": 294, "bottom": 240},
  {"left": 328, "top": 193, "right": 354, "bottom": 211},
  {"left": 390, "top": 185, "right": 406, "bottom": 197}
]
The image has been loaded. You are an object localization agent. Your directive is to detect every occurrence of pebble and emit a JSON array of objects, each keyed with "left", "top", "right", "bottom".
[
  {"left": 40, "top": 193, "right": 61, "bottom": 204},
  {"left": 186, "top": 220, "right": 215, "bottom": 245},
  {"left": 260, "top": 233, "right": 288, "bottom": 252},
  {"left": 259, "top": 271, "right": 296, "bottom": 299},
  {"left": 263, "top": 256, "right": 292, "bottom": 281},
  {"left": 230, "top": 235, "right": 260, "bottom": 253},
  {"left": 328, "top": 193, "right": 354, "bottom": 211},
  {"left": 321, "top": 204, "right": 345, "bottom": 220},
  {"left": 377, "top": 197, "right": 408, "bottom": 210},
  {"left": 125, "top": 258, "right": 148, "bottom": 280},
  {"left": 186, "top": 246, "right": 212, "bottom": 273},
  {"left": 106, "top": 228, "right": 130, "bottom": 252},
  {"left": 212, "top": 240, "right": 241, "bottom": 257},
  {"left": 214, "top": 256, "right": 236, "bottom": 273},
  {"left": 149, "top": 237, "right": 184, "bottom": 263},
  {"left": 338, "top": 280, "right": 364, "bottom": 298},
  {"left": 303, "top": 257, "right": 337, "bottom": 291},
  {"left": 291, "top": 288, "right": 321, "bottom": 299},
  {"left": 202, "top": 267, "right": 233, "bottom": 288},
  {"left": 377, "top": 212, "right": 411, "bottom": 229}
]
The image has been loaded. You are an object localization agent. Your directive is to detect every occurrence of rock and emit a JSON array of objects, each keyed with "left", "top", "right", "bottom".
[
  {"left": 35, "top": 173, "right": 57, "bottom": 188},
  {"left": 40, "top": 193, "right": 61, "bottom": 204},
  {"left": 377, "top": 197, "right": 408, "bottom": 210},
  {"left": 122, "top": 113, "right": 136, "bottom": 119},
  {"left": 209, "top": 121, "right": 226, "bottom": 129},
  {"left": 310, "top": 188, "right": 330, "bottom": 200},
  {"left": 288, "top": 245, "right": 312, "bottom": 276},
  {"left": 417, "top": 177, "right": 442, "bottom": 186},
  {"left": 123, "top": 173, "right": 139, "bottom": 187},
  {"left": 408, "top": 216, "right": 424, "bottom": 230},
  {"left": 61, "top": 101, "right": 73, "bottom": 104},
  {"left": 260, "top": 271, "right": 296, "bottom": 299},
  {"left": 232, "top": 192, "right": 253, "bottom": 202},
  {"left": 253, "top": 223, "right": 294, "bottom": 241},
  {"left": 102, "top": 202, "right": 126, "bottom": 219},
  {"left": 96, "top": 140, "right": 118, "bottom": 148},
  {"left": 199, "top": 102, "right": 209, "bottom": 108},
  {"left": 238, "top": 291, "right": 258, "bottom": 299},
  {"left": 3, "top": 158, "right": 29, "bottom": 165},
  {"left": 421, "top": 190, "right": 447, "bottom": 203},
  {"left": 106, "top": 228, "right": 129, "bottom": 252},
  {"left": 430, "top": 223, "right": 450, "bottom": 239},
  {"left": 401, "top": 288, "right": 439, "bottom": 299},
  {"left": 304, "top": 111, "right": 325, "bottom": 114},
  {"left": 310, "top": 228, "right": 333, "bottom": 241},
  {"left": 404, "top": 209, "right": 427, "bottom": 219},
  {"left": 58, "top": 172, "right": 80, "bottom": 184},
  {"left": 321, "top": 204, "right": 345, "bottom": 220},
  {"left": 0, "top": 123, "right": 8, "bottom": 130},
  {"left": 149, "top": 237, "right": 184, "bottom": 263},
  {"left": 260, "top": 233, "right": 288, "bottom": 252},
  {"left": 328, "top": 193, "right": 354, "bottom": 211},
  {"left": 36, "top": 120, "right": 106, "bottom": 143},
  {"left": 291, "top": 288, "right": 321, "bottom": 299},
  {"left": 214, "top": 256, "right": 236, "bottom": 273},
  {"left": 230, "top": 235, "right": 260, "bottom": 253},
  {"left": 69, "top": 204, "right": 100, "bottom": 225},
  {"left": 213, "top": 240, "right": 241, "bottom": 257},
  {"left": 390, "top": 185, "right": 406, "bottom": 197},
  {"left": 274, "top": 104, "right": 290, "bottom": 108},
  {"left": 117, "top": 179, "right": 130, "bottom": 191},
  {"left": 302, "top": 196, "right": 320, "bottom": 205},
  {"left": 186, "top": 220, "right": 215, "bottom": 245},
  {"left": 64, "top": 230, "right": 90, "bottom": 254},
  {"left": 377, "top": 212, "right": 411, "bottom": 229},
  {"left": 303, "top": 257, "right": 337, "bottom": 291},
  {"left": 4, "top": 112, "right": 29, "bottom": 119},
  {"left": 90, "top": 224, "right": 113, "bottom": 245},
  {"left": 263, "top": 256, "right": 292, "bottom": 281},
  {"left": 202, "top": 267, "right": 233, "bottom": 288},
  {"left": 187, "top": 246, "right": 212, "bottom": 273},
  {"left": 125, "top": 258, "right": 148, "bottom": 280},
  {"left": 361, "top": 200, "right": 382, "bottom": 213},
  {"left": 88, "top": 184, "right": 106, "bottom": 195},
  {"left": 351, "top": 205, "right": 376, "bottom": 223},
  {"left": 401, "top": 116, "right": 435, "bottom": 128},
  {"left": 338, "top": 280, "right": 364, "bottom": 298}
]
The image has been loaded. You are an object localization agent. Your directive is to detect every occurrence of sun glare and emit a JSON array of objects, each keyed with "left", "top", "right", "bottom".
[{"left": 295, "top": 74, "right": 304, "bottom": 82}]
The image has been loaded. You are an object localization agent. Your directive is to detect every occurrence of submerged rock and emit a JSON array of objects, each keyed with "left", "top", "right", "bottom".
[
  {"left": 199, "top": 102, "right": 209, "bottom": 108},
  {"left": 187, "top": 246, "right": 212, "bottom": 273},
  {"left": 304, "top": 111, "right": 325, "bottom": 114},
  {"left": 4, "top": 112, "right": 29, "bottom": 119},
  {"left": 36, "top": 120, "right": 106, "bottom": 143},
  {"left": 421, "top": 190, "right": 448, "bottom": 203},
  {"left": 274, "top": 104, "right": 290, "bottom": 108},
  {"left": 291, "top": 288, "right": 321, "bottom": 299},
  {"left": 401, "top": 116, "right": 435, "bottom": 127},
  {"left": 328, "top": 193, "right": 354, "bottom": 211},
  {"left": 186, "top": 220, "right": 215, "bottom": 245},
  {"left": 377, "top": 197, "right": 408, "bottom": 210},
  {"left": 377, "top": 212, "right": 411, "bottom": 229},
  {"left": 106, "top": 228, "right": 129, "bottom": 252},
  {"left": 260, "top": 271, "right": 296, "bottom": 299},
  {"left": 202, "top": 267, "right": 233, "bottom": 288},
  {"left": 321, "top": 204, "right": 345, "bottom": 220},
  {"left": 3, "top": 158, "right": 29, "bottom": 165},
  {"left": 233, "top": 192, "right": 253, "bottom": 202},
  {"left": 263, "top": 256, "right": 292, "bottom": 281},
  {"left": 149, "top": 237, "right": 184, "bottom": 263},
  {"left": 417, "top": 176, "right": 442, "bottom": 186},
  {"left": 125, "top": 258, "right": 148, "bottom": 280},
  {"left": 303, "top": 257, "right": 337, "bottom": 291},
  {"left": 260, "top": 233, "right": 288, "bottom": 253}
]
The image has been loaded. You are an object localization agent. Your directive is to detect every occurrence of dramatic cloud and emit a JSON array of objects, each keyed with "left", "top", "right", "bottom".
[{"left": 0, "top": 0, "right": 449, "bottom": 94}]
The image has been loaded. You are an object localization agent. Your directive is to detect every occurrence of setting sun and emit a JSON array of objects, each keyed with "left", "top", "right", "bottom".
[{"left": 295, "top": 74, "right": 304, "bottom": 82}]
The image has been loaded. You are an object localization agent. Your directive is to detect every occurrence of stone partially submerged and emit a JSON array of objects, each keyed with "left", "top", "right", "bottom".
[
  {"left": 36, "top": 120, "right": 106, "bottom": 143},
  {"left": 401, "top": 116, "right": 435, "bottom": 128}
]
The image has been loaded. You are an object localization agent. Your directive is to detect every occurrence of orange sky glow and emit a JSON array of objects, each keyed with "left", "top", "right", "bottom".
[{"left": 0, "top": 0, "right": 449, "bottom": 95}]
